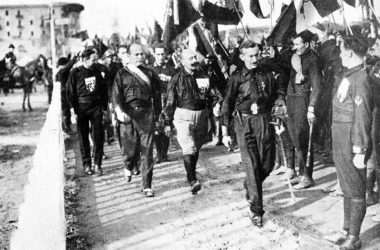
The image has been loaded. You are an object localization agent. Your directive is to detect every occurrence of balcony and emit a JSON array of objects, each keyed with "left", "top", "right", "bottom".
[
  {"left": 17, "top": 24, "right": 24, "bottom": 29},
  {"left": 16, "top": 13, "right": 24, "bottom": 19}
]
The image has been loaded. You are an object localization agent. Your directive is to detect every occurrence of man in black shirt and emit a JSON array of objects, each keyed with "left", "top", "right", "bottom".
[
  {"left": 113, "top": 43, "right": 161, "bottom": 198},
  {"left": 162, "top": 49, "right": 222, "bottom": 194},
  {"left": 57, "top": 55, "right": 78, "bottom": 134},
  {"left": 149, "top": 43, "right": 177, "bottom": 163},
  {"left": 221, "top": 41, "right": 279, "bottom": 227},
  {"left": 67, "top": 48, "right": 108, "bottom": 176}
]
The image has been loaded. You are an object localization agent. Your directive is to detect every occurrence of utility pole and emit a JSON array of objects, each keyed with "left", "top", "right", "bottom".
[{"left": 50, "top": 2, "right": 57, "bottom": 78}]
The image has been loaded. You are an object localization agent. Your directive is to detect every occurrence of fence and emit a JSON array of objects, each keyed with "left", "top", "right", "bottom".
[{"left": 10, "top": 81, "right": 66, "bottom": 250}]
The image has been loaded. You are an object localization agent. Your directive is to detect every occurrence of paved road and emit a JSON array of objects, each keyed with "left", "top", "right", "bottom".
[{"left": 65, "top": 134, "right": 380, "bottom": 250}]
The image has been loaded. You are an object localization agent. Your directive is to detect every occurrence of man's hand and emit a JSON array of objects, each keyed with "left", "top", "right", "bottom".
[
  {"left": 164, "top": 126, "right": 172, "bottom": 137},
  {"left": 115, "top": 106, "right": 130, "bottom": 123},
  {"left": 221, "top": 125, "right": 232, "bottom": 148},
  {"left": 70, "top": 108, "right": 77, "bottom": 125},
  {"left": 213, "top": 103, "right": 221, "bottom": 117},
  {"left": 250, "top": 103, "right": 258, "bottom": 115},
  {"left": 222, "top": 136, "right": 232, "bottom": 148},
  {"left": 111, "top": 113, "right": 117, "bottom": 126},
  {"left": 307, "top": 106, "right": 316, "bottom": 125},
  {"left": 353, "top": 153, "right": 366, "bottom": 169}
]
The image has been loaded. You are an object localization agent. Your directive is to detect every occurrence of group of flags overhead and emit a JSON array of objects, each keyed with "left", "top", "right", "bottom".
[
  {"left": 162, "top": 0, "right": 243, "bottom": 47},
  {"left": 161, "top": 0, "right": 367, "bottom": 48}
]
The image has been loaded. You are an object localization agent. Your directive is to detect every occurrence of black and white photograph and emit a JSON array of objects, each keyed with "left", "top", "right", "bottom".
[{"left": 1, "top": 0, "right": 380, "bottom": 249}]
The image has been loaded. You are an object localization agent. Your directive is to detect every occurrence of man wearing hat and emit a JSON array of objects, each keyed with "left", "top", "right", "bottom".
[
  {"left": 278, "top": 30, "right": 322, "bottom": 190},
  {"left": 56, "top": 55, "right": 78, "bottom": 134},
  {"left": 67, "top": 48, "right": 108, "bottom": 176}
]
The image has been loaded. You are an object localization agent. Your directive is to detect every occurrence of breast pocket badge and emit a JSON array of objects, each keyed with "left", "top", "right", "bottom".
[
  {"left": 196, "top": 78, "right": 210, "bottom": 94},
  {"left": 84, "top": 76, "right": 96, "bottom": 92}
]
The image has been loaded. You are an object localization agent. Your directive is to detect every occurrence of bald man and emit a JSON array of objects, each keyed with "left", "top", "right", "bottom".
[
  {"left": 113, "top": 43, "right": 161, "bottom": 197},
  {"left": 162, "top": 49, "right": 222, "bottom": 194}
]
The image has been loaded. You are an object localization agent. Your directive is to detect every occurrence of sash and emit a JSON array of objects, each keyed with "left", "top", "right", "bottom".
[{"left": 125, "top": 64, "right": 151, "bottom": 88}]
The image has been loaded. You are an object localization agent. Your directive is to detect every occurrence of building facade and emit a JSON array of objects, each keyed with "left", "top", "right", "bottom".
[{"left": 0, "top": 2, "right": 84, "bottom": 62}]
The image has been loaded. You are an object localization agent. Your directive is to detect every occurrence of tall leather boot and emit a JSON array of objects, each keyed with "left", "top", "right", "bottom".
[
  {"left": 183, "top": 154, "right": 193, "bottom": 183},
  {"left": 366, "top": 168, "right": 376, "bottom": 206},
  {"left": 340, "top": 198, "right": 366, "bottom": 250},
  {"left": 343, "top": 196, "right": 351, "bottom": 232},
  {"left": 373, "top": 174, "right": 380, "bottom": 222},
  {"left": 190, "top": 152, "right": 201, "bottom": 194}
]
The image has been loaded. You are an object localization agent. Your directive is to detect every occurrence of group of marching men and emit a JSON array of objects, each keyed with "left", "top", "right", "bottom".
[{"left": 58, "top": 20, "right": 380, "bottom": 249}]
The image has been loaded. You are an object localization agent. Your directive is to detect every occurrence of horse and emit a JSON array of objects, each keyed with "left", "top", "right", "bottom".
[{"left": 2, "top": 57, "right": 35, "bottom": 111}]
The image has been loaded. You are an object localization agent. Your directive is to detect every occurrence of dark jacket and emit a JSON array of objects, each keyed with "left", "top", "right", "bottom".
[
  {"left": 332, "top": 65, "right": 372, "bottom": 151},
  {"left": 66, "top": 65, "right": 108, "bottom": 114},
  {"left": 369, "top": 61, "right": 380, "bottom": 108},
  {"left": 287, "top": 49, "right": 322, "bottom": 108},
  {"left": 222, "top": 66, "right": 278, "bottom": 127},
  {"left": 318, "top": 39, "right": 342, "bottom": 86},
  {"left": 149, "top": 63, "right": 177, "bottom": 94},
  {"left": 162, "top": 67, "right": 223, "bottom": 124},
  {"left": 105, "top": 61, "right": 123, "bottom": 102},
  {"left": 112, "top": 65, "right": 161, "bottom": 117}
]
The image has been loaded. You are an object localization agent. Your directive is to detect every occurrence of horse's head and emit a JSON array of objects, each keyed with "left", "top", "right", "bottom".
[
  {"left": 5, "top": 52, "right": 16, "bottom": 70},
  {"left": 5, "top": 58, "right": 14, "bottom": 70}
]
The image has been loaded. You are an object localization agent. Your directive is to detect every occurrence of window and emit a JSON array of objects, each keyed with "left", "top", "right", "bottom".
[
  {"left": 5, "top": 10, "right": 8, "bottom": 16},
  {"left": 17, "top": 10, "right": 20, "bottom": 15},
  {"left": 18, "top": 20, "right": 21, "bottom": 26},
  {"left": 52, "top": 9, "right": 55, "bottom": 14},
  {"left": 30, "top": 20, "right": 33, "bottom": 25},
  {"left": 42, "top": 30, "right": 45, "bottom": 35},
  {"left": 19, "top": 31, "right": 22, "bottom": 37},
  {"left": 31, "top": 31, "right": 34, "bottom": 36},
  {"left": 6, "top": 21, "right": 9, "bottom": 26},
  {"left": 7, "top": 31, "right": 10, "bottom": 37}
]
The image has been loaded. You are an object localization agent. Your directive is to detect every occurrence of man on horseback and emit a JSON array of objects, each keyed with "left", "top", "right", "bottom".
[{"left": 4, "top": 52, "right": 34, "bottom": 111}]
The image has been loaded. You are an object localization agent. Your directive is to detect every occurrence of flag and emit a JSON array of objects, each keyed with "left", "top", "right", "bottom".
[
  {"left": 71, "top": 30, "right": 89, "bottom": 41},
  {"left": 205, "top": 21, "right": 219, "bottom": 40},
  {"left": 310, "top": 0, "right": 340, "bottom": 17},
  {"left": 250, "top": 0, "right": 269, "bottom": 18},
  {"left": 162, "top": 0, "right": 201, "bottom": 46},
  {"left": 201, "top": 0, "right": 243, "bottom": 25},
  {"left": 151, "top": 20, "right": 163, "bottom": 44},
  {"left": 344, "top": 0, "right": 358, "bottom": 7},
  {"left": 266, "top": 3, "right": 296, "bottom": 46}
]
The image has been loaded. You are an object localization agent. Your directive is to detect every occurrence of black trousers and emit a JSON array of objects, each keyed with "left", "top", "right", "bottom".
[
  {"left": 154, "top": 133, "right": 169, "bottom": 159},
  {"left": 287, "top": 95, "right": 314, "bottom": 178},
  {"left": 77, "top": 106, "right": 104, "bottom": 167},
  {"left": 61, "top": 89, "right": 71, "bottom": 132},
  {"left": 234, "top": 113, "right": 275, "bottom": 216},
  {"left": 120, "top": 107, "right": 154, "bottom": 189},
  {"left": 332, "top": 122, "right": 367, "bottom": 198}
]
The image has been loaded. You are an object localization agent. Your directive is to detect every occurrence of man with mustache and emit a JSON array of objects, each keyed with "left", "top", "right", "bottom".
[
  {"left": 113, "top": 43, "right": 162, "bottom": 197},
  {"left": 162, "top": 49, "right": 222, "bottom": 194},
  {"left": 280, "top": 30, "right": 322, "bottom": 190},
  {"left": 221, "top": 40, "right": 279, "bottom": 227}
]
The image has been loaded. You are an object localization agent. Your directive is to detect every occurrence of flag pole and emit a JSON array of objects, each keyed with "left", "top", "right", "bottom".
[
  {"left": 231, "top": 0, "right": 250, "bottom": 40},
  {"left": 368, "top": 0, "right": 380, "bottom": 26},
  {"left": 338, "top": 0, "right": 353, "bottom": 35},
  {"left": 49, "top": 1, "right": 57, "bottom": 81}
]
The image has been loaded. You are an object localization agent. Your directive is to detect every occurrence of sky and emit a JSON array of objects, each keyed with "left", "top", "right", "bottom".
[{"left": 2, "top": 0, "right": 380, "bottom": 37}]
